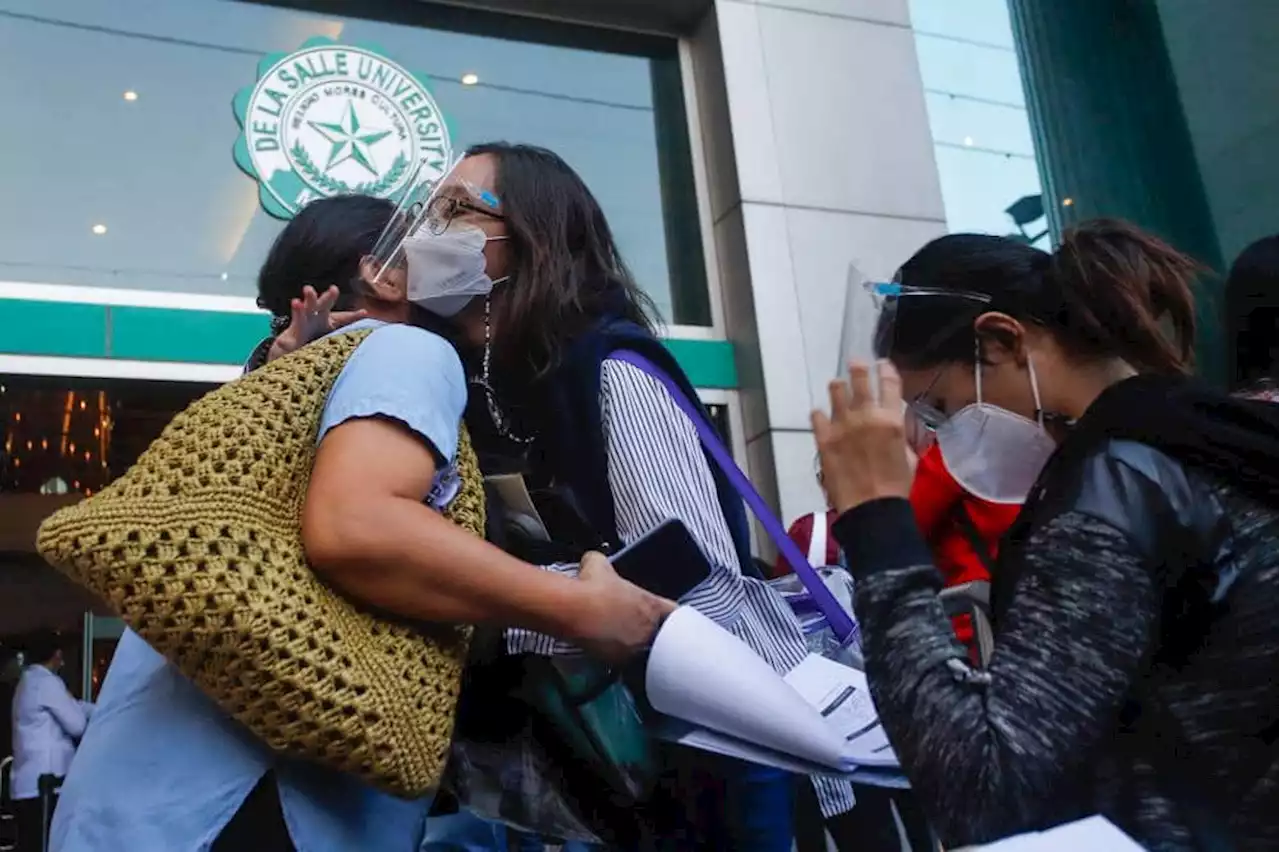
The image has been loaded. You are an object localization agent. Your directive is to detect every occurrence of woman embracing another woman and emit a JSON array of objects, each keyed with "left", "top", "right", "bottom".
[
  {"left": 45, "top": 192, "right": 672, "bottom": 852},
  {"left": 268, "top": 143, "right": 856, "bottom": 849}
]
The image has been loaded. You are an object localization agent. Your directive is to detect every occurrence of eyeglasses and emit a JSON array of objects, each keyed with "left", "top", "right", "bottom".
[
  {"left": 422, "top": 194, "right": 505, "bottom": 236},
  {"left": 907, "top": 366, "right": 949, "bottom": 432}
]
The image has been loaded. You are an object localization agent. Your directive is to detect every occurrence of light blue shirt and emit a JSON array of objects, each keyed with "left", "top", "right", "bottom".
[{"left": 52, "top": 321, "right": 468, "bottom": 852}]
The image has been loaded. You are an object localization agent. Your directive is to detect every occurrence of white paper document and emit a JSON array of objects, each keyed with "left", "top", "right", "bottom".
[
  {"left": 784, "top": 653, "right": 898, "bottom": 767},
  {"left": 955, "top": 816, "right": 1144, "bottom": 852},
  {"left": 657, "top": 718, "right": 841, "bottom": 778},
  {"left": 654, "top": 720, "right": 910, "bottom": 789},
  {"left": 644, "top": 606, "right": 900, "bottom": 777}
]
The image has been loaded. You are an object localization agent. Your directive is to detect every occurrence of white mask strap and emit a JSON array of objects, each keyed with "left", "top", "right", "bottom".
[
  {"left": 1028, "top": 355, "right": 1045, "bottom": 427},
  {"left": 973, "top": 339, "right": 984, "bottom": 404}
]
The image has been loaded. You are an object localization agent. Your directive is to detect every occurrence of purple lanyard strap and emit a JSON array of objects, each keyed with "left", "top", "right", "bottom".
[{"left": 611, "top": 350, "right": 858, "bottom": 644}]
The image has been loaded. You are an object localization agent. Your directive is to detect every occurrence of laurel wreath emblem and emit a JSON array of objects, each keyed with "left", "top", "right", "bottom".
[{"left": 290, "top": 143, "right": 410, "bottom": 198}]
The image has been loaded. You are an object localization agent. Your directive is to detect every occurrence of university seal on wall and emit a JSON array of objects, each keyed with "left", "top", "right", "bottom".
[{"left": 233, "top": 37, "right": 451, "bottom": 219}]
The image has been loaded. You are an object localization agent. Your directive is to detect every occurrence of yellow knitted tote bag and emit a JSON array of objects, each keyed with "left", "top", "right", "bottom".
[{"left": 36, "top": 329, "right": 484, "bottom": 798}]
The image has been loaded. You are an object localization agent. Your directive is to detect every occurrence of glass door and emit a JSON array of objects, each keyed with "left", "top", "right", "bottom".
[{"left": 80, "top": 613, "right": 124, "bottom": 701}]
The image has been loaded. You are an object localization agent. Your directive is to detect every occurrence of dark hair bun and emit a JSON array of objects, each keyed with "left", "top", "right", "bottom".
[{"left": 256, "top": 195, "right": 396, "bottom": 319}]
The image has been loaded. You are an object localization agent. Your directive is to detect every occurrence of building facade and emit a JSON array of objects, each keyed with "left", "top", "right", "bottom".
[
  {"left": 0, "top": 0, "right": 955, "bottom": 580},
  {"left": 1, "top": 0, "right": 1274, "bottom": 692}
]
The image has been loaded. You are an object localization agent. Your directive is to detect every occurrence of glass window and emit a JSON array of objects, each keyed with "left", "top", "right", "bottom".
[
  {"left": 922, "top": 93, "right": 1035, "bottom": 156},
  {"left": 0, "top": 0, "right": 709, "bottom": 324},
  {"left": 909, "top": 0, "right": 1016, "bottom": 49},
  {"left": 0, "top": 376, "right": 210, "bottom": 496},
  {"left": 909, "top": 0, "right": 1049, "bottom": 247}
]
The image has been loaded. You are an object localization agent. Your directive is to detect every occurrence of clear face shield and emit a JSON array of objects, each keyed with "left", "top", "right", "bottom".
[
  {"left": 837, "top": 267, "right": 992, "bottom": 451},
  {"left": 366, "top": 155, "right": 466, "bottom": 284},
  {"left": 835, "top": 264, "right": 883, "bottom": 387}
]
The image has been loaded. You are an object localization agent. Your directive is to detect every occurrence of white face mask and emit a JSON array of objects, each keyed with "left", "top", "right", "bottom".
[
  {"left": 934, "top": 356, "right": 1057, "bottom": 505},
  {"left": 403, "top": 224, "right": 507, "bottom": 317}
]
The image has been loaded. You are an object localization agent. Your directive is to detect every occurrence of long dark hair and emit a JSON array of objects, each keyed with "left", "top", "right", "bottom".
[
  {"left": 256, "top": 194, "right": 395, "bottom": 320},
  {"left": 881, "top": 219, "right": 1201, "bottom": 376},
  {"left": 466, "top": 142, "right": 657, "bottom": 377}
]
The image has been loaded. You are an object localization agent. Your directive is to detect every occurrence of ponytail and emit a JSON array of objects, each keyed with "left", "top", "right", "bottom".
[{"left": 1047, "top": 219, "right": 1200, "bottom": 376}]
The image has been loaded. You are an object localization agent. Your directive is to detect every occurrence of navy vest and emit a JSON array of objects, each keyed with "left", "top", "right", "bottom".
[{"left": 525, "top": 318, "right": 759, "bottom": 579}]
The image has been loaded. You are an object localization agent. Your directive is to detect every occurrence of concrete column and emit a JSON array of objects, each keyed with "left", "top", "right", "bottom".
[{"left": 688, "top": 0, "right": 946, "bottom": 539}]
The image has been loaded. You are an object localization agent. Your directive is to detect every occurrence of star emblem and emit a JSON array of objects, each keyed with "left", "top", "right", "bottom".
[{"left": 307, "top": 101, "right": 393, "bottom": 177}]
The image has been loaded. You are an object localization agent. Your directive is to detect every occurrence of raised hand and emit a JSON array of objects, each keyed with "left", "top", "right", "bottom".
[
  {"left": 267, "top": 285, "right": 369, "bottom": 362},
  {"left": 812, "top": 361, "right": 915, "bottom": 514}
]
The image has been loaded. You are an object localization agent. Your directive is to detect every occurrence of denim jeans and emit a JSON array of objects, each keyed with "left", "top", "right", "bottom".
[
  {"left": 643, "top": 746, "right": 794, "bottom": 852},
  {"left": 719, "top": 761, "right": 794, "bottom": 851},
  {"left": 421, "top": 751, "right": 792, "bottom": 852}
]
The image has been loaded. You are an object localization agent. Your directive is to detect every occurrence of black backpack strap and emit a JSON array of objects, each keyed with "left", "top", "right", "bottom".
[{"left": 952, "top": 505, "right": 997, "bottom": 576}]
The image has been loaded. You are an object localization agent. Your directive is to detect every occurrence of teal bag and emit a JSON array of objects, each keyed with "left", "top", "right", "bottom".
[
  {"left": 516, "top": 656, "right": 656, "bottom": 801},
  {"left": 446, "top": 634, "right": 658, "bottom": 844}
]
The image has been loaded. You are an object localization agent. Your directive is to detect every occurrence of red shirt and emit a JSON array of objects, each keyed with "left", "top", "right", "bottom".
[{"left": 910, "top": 443, "right": 1021, "bottom": 644}]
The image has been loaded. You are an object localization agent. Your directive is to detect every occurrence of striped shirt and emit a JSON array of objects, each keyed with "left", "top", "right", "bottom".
[{"left": 505, "top": 358, "right": 856, "bottom": 818}]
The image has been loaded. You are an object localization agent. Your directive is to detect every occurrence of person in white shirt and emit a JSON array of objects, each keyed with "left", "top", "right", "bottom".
[{"left": 11, "top": 631, "right": 90, "bottom": 852}]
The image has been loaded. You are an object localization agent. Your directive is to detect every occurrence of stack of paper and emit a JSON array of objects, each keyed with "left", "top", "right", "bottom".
[{"left": 644, "top": 606, "right": 900, "bottom": 778}]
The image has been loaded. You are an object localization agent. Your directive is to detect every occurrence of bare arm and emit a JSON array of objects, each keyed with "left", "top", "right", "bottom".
[
  {"left": 300, "top": 321, "right": 672, "bottom": 662},
  {"left": 303, "top": 417, "right": 592, "bottom": 636}
]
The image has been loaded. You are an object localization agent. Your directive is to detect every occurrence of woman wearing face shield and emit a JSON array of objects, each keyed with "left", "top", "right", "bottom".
[
  {"left": 50, "top": 195, "right": 673, "bottom": 852},
  {"left": 813, "top": 220, "right": 1278, "bottom": 850},
  {"left": 425, "top": 143, "right": 862, "bottom": 850},
  {"left": 267, "top": 144, "right": 850, "bottom": 849}
]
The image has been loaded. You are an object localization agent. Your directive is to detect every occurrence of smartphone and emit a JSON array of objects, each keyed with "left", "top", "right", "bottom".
[{"left": 609, "top": 518, "right": 714, "bottom": 601}]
